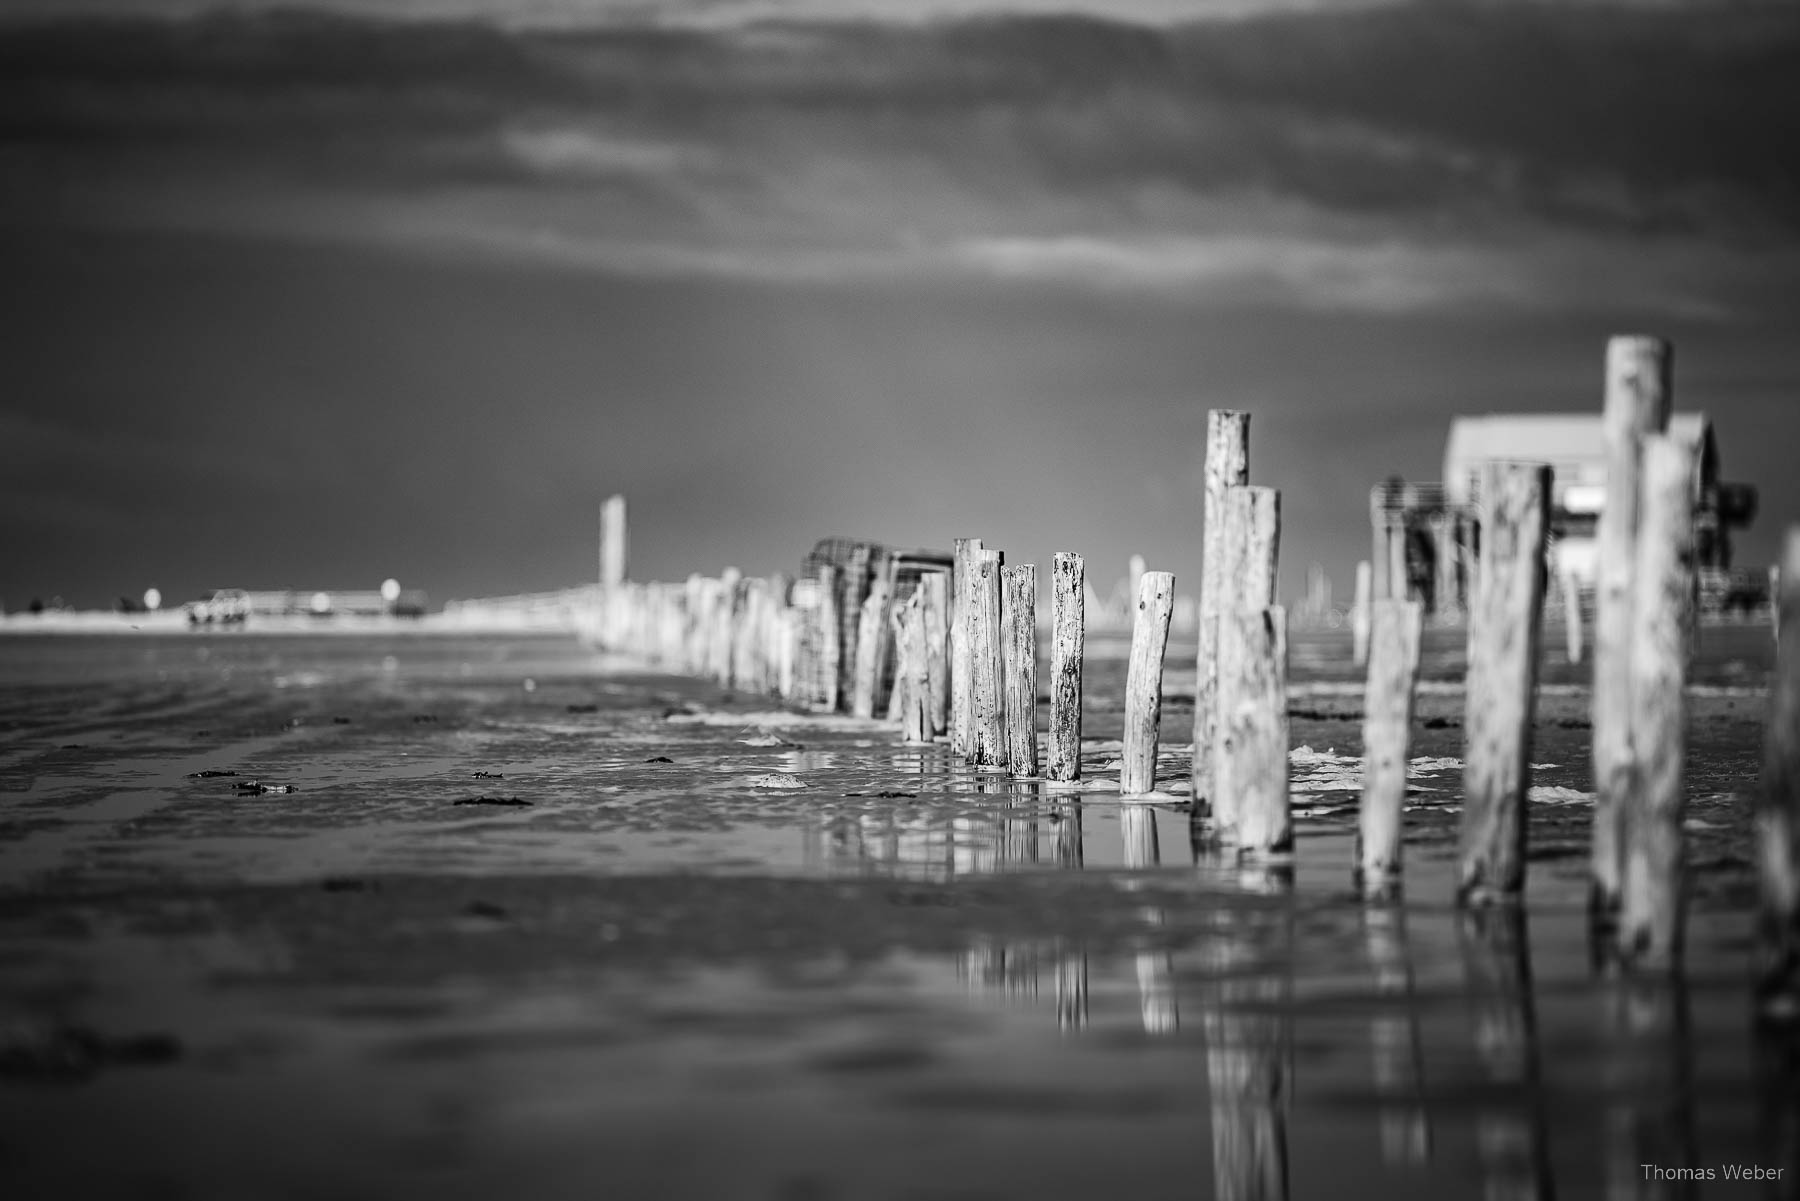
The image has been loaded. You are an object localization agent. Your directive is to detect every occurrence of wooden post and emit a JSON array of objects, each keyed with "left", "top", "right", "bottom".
[
  {"left": 970, "top": 549, "right": 1008, "bottom": 769},
  {"left": 1760, "top": 527, "right": 1800, "bottom": 1017},
  {"left": 1121, "top": 572, "right": 1176, "bottom": 796},
  {"left": 600, "top": 494, "right": 627, "bottom": 588},
  {"left": 899, "top": 592, "right": 931, "bottom": 744},
  {"left": 851, "top": 566, "right": 892, "bottom": 719},
  {"left": 1431, "top": 510, "right": 1458, "bottom": 621},
  {"left": 1352, "top": 559, "right": 1373, "bottom": 667},
  {"left": 1209, "top": 486, "right": 1282, "bottom": 837},
  {"left": 1358, "top": 599, "right": 1424, "bottom": 898},
  {"left": 951, "top": 538, "right": 982, "bottom": 757},
  {"left": 1387, "top": 516, "right": 1409, "bottom": 603},
  {"left": 1593, "top": 335, "right": 1673, "bottom": 921},
  {"left": 921, "top": 572, "right": 949, "bottom": 738},
  {"left": 886, "top": 604, "right": 909, "bottom": 723},
  {"left": 1459, "top": 462, "right": 1550, "bottom": 906},
  {"left": 815, "top": 565, "right": 840, "bottom": 714},
  {"left": 1617, "top": 436, "right": 1697, "bottom": 966},
  {"left": 1002, "top": 564, "right": 1038, "bottom": 778},
  {"left": 1048, "top": 552, "right": 1085, "bottom": 782},
  {"left": 1194, "top": 410, "right": 1251, "bottom": 806},
  {"left": 1216, "top": 606, "right": 1290, "bottom": 855},
  {"left": 1561, "top": 563, "right": 1584, "bottom": 666}
]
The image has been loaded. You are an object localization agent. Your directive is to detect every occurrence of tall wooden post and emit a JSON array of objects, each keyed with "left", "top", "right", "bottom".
[
  {"left": 1618, "top": 435, "right": 1697, "bottom": 966},
  {"left": 600, "top": 494, "right": 627, "bottom": 588},
  {"left": 1359, "top": 599, "right": 1424, "bottom": 898},
  {"left": 1593, "top": 335, "right": 1673, "bottom": 921},
  {"left": 1194, "top": 411, "right": 1251, "bottom": 807},
  {"left": 971, "top": 550, "right": 1008, "bottom": 769},
  {"left": 951, "top": 538, "right": 982, "bottom": 757},
  {"left": 1002, "top": 564, "right": 1039, "bottom": 778},
  {"left": 1121, "top": 571, "right": 1176, "bottom": 796},
  {"left": 1210, "top": 485, "right": 1282, "bottom": 839},
  {"left": 1760, "top": 527, "right": 1800, "bottom": 1017},
  {"left": 1048, "top": 552, "right": 1085, "bottom": 782},
  {"left": 1459, "top": 462, "right": 1550, "bottom": 906}
]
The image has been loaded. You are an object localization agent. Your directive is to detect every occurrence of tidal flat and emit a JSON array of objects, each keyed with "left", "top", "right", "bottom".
[{"left": 0, "top": 628, "right": 1792, "bottom": 1200}]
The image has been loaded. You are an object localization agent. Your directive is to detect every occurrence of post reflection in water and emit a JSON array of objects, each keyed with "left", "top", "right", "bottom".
[
  {"left": 1121, "top": 804, "right": 1179, "bottom": 1035},
  {"left": 1203, "top": 874, "right": 1293, "bottom": 1201},
  {"left": 1364, "top": 902, "right": 1432, "bottom": 1167},
  {"left": 1459, "top": 909, "right": 1555, "bottom": 1201},
  {"left": 1055, "top": 799, "right": 1088, "bottom": 1032},
  {"left": 1600, "top": 974, "right": 1697, "bottom": 1201}
]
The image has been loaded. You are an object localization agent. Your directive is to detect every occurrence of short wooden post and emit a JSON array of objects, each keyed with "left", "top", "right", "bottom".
[
  {"left": 1194, "top": 410, "right": 1251, "bottom": 805},
  {"left": 1216, "top": 606, "right": 1291, "bottom": 855},
  {"left": 1618, "top": 435, "right": 1697, "bottom": 966},
  {"left": 851, "top": 567, "right": 892, "bottom": 718},
  {"left": 970, "top": 549, "right": 1009, "bottom": 769},
  {"left": 1459, "top": 462, "right": 1550, "bottom": 906},
  {"left": 1593, "top": 335, "right": 1673, "bottom": 920},
  {"left": 921, "top": 572, "right": 950, "bottom": 738},
  {"left": 1352, "top": 559, "right": 1373, "bottom": 667},
  {"left": 815, "top": 565, "right": 840, "bottom": 713},
  {"left": 1048, "top": 552, "right": 1085, "bottom": 782},
  {"left": 1209, "top": 485, "right": 1282, "bottom": 837},
  {"left": 1759, "top": 527, "right": 1800, "bottom": 1017},
  {"left": 1121, "top": 572, "right": 1177, "bottom": 796},
  {"left": 1358, "top": 599, "right": 1424, "bottom": 898},
  {"left": 951, "top": 538, "right": 981, "bottom": 757},
  {"left": 1002, "top": 564, "right": 1039, "bottom": 778}
]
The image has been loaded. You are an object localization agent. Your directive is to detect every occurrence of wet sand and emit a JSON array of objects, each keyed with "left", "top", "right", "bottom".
[{"left": 1, "top": 628, "right": 1794, "bottom": 1200}]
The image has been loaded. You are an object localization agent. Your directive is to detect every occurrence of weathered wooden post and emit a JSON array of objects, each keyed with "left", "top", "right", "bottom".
[
  {"left": 1002, "top": 564, "right": 1038, "bottom": 778},
  {"left": 1352, "top": 559, "right": 1373, "bottom": 667},
  {"left": 1617, "top": 436, "right": 1697, "bottom": 966},
  {"left": 1358, "top": 598, "right": 1424, "bottom": 899},
  {"left": 1210, "top": 485, "right": 1282, "bottom": 840},
  {"left": 851, "top": 566, "right": 893, "bottom": 718},
  {"left": 1216, "top": 606, "right": 1291, "bottom": 855},
  {"left": 1459, "top": 462, "right": 1550, "bottom": 906},
  {"left": 921, "top": 571, "right": 950, "bottom": 738},
  {"left": 1048, "top": 552, "right": 1085, "bottom": 782},
  {"left": 1761, "top": 527, "right": 1800, "bottom": 1017},
  {"left": 1593, "top": 335, "right": 1673, "bottom": 920},
  {"left": 971, "top": 549, "right": 1009, "bottom": 768},
  {"left": 1121, "top": 572, "right": 1176, "bottom": 796},
  {"left": 951, "top": 538, "right": 981, "bottom": 757},
  {"left": 1194, "top": 410, "right": 1251, "bottom": 807}
]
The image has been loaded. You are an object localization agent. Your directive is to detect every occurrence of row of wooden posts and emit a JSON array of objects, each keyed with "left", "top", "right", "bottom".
[{"left": 594, "top": 335, "right": 1800, "bottom": 1002}]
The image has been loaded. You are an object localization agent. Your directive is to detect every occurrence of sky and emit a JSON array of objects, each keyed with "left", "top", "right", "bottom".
[{"left": 2, "top": 0, "right": 1797, "bottom": 610}]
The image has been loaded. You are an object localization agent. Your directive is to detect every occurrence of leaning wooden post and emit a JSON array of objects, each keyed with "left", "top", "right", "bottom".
[
  {"left": 1352, "top": 559, "right": 1373, "bottom": 668},
  {"left": 1002, "top": 564, "right": 1039, "bottom": 778},
  {"left": 1048, "top": 552, "right": 1085, "bottom": 782},
  {"left": 1217, "top": 606, "right": 1291, "bottom": 856},
  {"left": 1194, "top": 410, "right": 1251, "bottom": 809},
  {"left": 970, "top": 549, "right": 1009, "bottom": 769},
  {"left": 1760, "top": 527, "right": 1800, "bottom": 1017},
  {"left": 1593, "top": 335, "right": 1673, "bottom": 920},
  {"left": 1358, "top": 599, "right": 1424, "bottom": 898},
  {"left": 1121, "top": 571, "right": 1176, "bottom": 796},
  {"left": 1459, "top": 462, "right": 1550, "bottom": 906},
  {"left": 1618, "top": 435, "right": 1697, "bottom": 966},
  {"left": 1210, "top": 485, "right": 1282, "bottom": 840}
]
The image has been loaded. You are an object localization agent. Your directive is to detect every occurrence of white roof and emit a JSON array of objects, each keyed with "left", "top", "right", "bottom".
[{"left": 1441, "top": 412, "right": 1712, "bottom": 504}]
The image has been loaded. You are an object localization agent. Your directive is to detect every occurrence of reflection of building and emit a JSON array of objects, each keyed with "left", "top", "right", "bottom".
[{"left": 1371, "top": 413, "right": 1757, "bottom": 617}]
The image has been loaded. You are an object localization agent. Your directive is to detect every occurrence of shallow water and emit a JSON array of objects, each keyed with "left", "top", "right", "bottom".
[{"left": 0, "top": 630, "right": 1792, "bottom": 1200}]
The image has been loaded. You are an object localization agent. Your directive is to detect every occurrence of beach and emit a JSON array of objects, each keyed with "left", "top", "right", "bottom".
[{"left": 1, "top": 626, "right": 1793, "bottom": 1200}]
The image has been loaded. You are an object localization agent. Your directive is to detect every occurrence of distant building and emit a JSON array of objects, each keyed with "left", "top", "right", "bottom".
[{"left": 1371, "top": 412, "right": 1757, "bottom": 618}]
